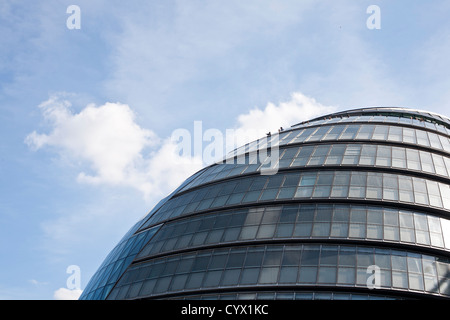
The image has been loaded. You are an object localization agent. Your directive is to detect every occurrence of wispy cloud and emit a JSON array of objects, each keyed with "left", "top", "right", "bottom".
[
  {"left": 101, "top": 1, "right": 315, "bottom": 128},
  {"left": 29, "top": 279, "right": 49, "bottom": 286}
]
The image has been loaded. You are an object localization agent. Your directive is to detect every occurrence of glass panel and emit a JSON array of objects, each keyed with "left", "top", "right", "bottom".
[
  {"left": 244, "top": 250, "right": 264, "bottom": 267},
  {"left": 367, "top": 173, "right": 382, "bottom": 199},
  {"left": 388, "top": 126, "right": 403, "bottom": 142},
  {"left": 283, "top": 174, "right": 300, "bottom": 187},
  {"left": 108, "top": 242, "right": 450, "bottom": 299},
  {"left": 392, "top": 271, "right": 408, "bottom": 288},
  {"left": 384, "top": 209, "right": 398, "bottom": 226},
  {"left": 282, "top": 249, "right": 301, "bottom": 266},
  {"left": 323, "top": 125, "right": 345, "bottom": 140},
  {"left": 392, "top": 255, "right": 407, "bottom": 271},
  {"left": 441, "top": 219, "right": 450, "bottom": 249},
  {"left": 384, "top": 226, "right": 399, "bottom": 241},
  {"left": 204, "top": 270, "right": 223, "bottom": 287},
  {"left": 339, "top": 247, "right": 356, "bottom": 266},
  {"left": 350, "top": 172, "right": 366, "bottom": 186},
  {"left": 318, "top": 267, "right": 337, "bottom": 283},
  {"left": 374, "top": 251, "right": 391, "bottom": 269},
  {"left": 367, "top": 224, "right": 383, "bottom": 239},
  {"left": 280, "top": 206, "right": 298, "bottom": 223},
  {"left": 420, "top": 151, "right": 435, "bottom": 173},
  {"left": 277, "top": 187, "right": 296, "bottom": 199},
  {"left": 372, "top": 125, "right": 388, "bottom": 140},
  {"left": 306, "top": 126, "right": 331, "bottom": 142},
  {"left": 349, "top": 224, "right": 365, "bottom": 238},
  {"left": 325, "top": 145, "right": 346, "bottom": 164},
  {"left": 334, "top": 172, "right": 350, "bottom": 185},
  {"left": 409, "top": 273, "right": 424, "bottom": 291},
  {"left": 416, "top": 230, "right": 430, "bottom": 245},
  {"left": 356, "top": 125, "right": 374, "bottom": 139},
  {"left": 399, "top": 211, "right": 414, "bottom": 228},
  {"left": 403, "top": 128, "right": 416, "bottom": 144},
  {"left": 342, "top": 145, "right": 361, "bottom": 165},
  {"left": 242, "top": 191, "right": 262, "bottom": 203},
  {"left": 439, "top": 135, "right": 450, "bottom": 152},
  {"left": 333, "top": 206, "right": 350, "bottom": 222},
  {"left": 337, "top": 267, "right": 355, "bottom": 284},
  {"left": 367, "top": 208, "right": 382, "bottom": 224},
  {"left": 263, "top": 249, "right": 283, "bottom": 266},
  {"left": 301, "top": 248, "right": 320, "bottom": 265},
  {"left": 294, "top": 222, "right": 312, "bottom": 237},
  {"left": 299, "top": 266, "right": 317, "bottom": 283},
  {"left": 356, "top": 248, "right": 373, "bottom": 268},
  {"left": 348, "top": 186, "right": 365, "bottom": 198},
  {"left": 259, "top": 267, "right": 279, "bottom": 284},
  {"left": 292, "top": 187, "right": 310, "bottom": 199},
  {"left": 359, "top": 145, "right": 376, "bottom": 165},
  {"left": 308, "top": 145, "right": 330, "bottom": 165},
  {"left": 413, "top": 178, "right": 429, "bottom": 205},
  {"left": 312, "top": 222, "right": 330, "bottom": 236},
  {"left": 376, "top": 146, "right": 391, "bottom": 167},
  {"left": 416, "top": 130, "right": 430, "bottom": 147},
  {"left": 432, "top": 154, "right": 448, "bottom": 176},
  {"left": 391, "top": 147, "right": 406, "bottom": 168},
  {"left": 299, "top": 173, "right": 317, "bottom": 186},
  {"left": 331, "top": 223, "right": 348, "bottom": 237},
  {"left": 428, "top": 132, "right": 442, "bottom": 149},
  {"left": 427, "top": 181, "right": 442, "bottom": 207},
  {"left": 349, "top": 172, "right": 366, "bottom": 198},
  {"left": 383, "top": 174, "right": 399, "bottom": 201},
  {"left": 400, "top": 228, "right": 415, "bottom": 243},
  {"left": 439, "top": 184, "right": 450, "bottom": 209},
  {"left": 279, "top": 266, "right": 298, "bottom": 283},
  {"left": 399, "top": 177, "right": 414, "bottom": 203},
  {"left": 221, "top": 269, "right": 241, "bottom": 286},
  {"left": 340, "top": 125, "right": 360, "bottom": 139},
  {"left": 320, "top": 247, "right": 338, "bottom": 266},
  {"left": 407, "top": 149, "right": 421, "bottom": 171},
  {"left": 259, "top": 189, "right": 279, "bottom": 201},
  {"left": 331, "top": 185, "right": 349, "bottom": 198}
]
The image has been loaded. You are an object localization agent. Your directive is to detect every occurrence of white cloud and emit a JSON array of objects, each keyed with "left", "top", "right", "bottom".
[
  {"left": 53, "top": 288, "right": 82, "bottom": 300},
  {"left": 25, "top": 94, "right": 203, "bottom": 200},
  {"left": 229, "top": 92, "right": 336, "bottom": 150}
]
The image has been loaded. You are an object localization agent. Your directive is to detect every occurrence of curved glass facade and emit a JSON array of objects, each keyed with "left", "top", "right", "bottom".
[{"left": 80, "top": 107, "right": 450, "bottom": 300}]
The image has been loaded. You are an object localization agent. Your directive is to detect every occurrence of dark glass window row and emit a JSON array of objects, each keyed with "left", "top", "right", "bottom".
[
  {"left": 79, "top": 224, "right": 161, "bottom": 300},
  {"left": 181, "top": 144, "right": 450, "bottom": 192},
  {"left": 107, "top": 244, "right": 450, "bottom": 300},
  {"left": 290, "top": 114, "right": 450, "bottom": 135},
  {"left": 139, "top": 170, "right": 450, "bottom": 229},
  {"left": 136, "top": 205, "right": 450, "bottom": 262},
  {"left": 231, "top": 123, "right": 450, "bottom": 160},
  {"left": 168, "top": 290, "right": 399, "bottom": 300}
]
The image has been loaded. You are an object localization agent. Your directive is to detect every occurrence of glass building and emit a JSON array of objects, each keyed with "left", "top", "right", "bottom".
[{"left": 79, "top": 107, "right": 450, "bottom": 300}]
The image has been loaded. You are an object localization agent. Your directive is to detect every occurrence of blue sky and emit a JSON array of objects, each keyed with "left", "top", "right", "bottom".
[{"left": 1, "top": 1, "right": 450, "bottom": 299}]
